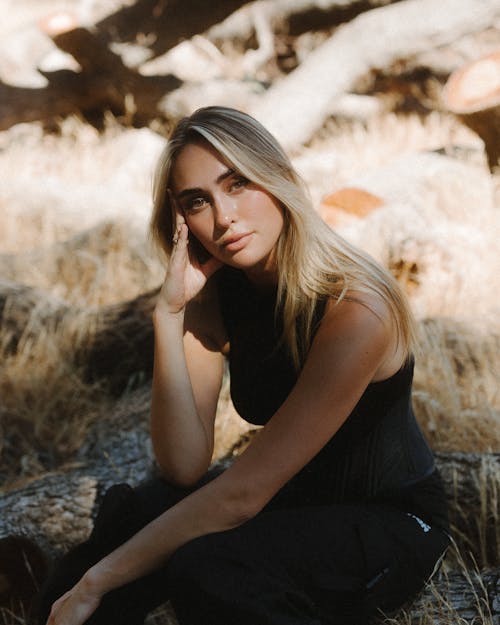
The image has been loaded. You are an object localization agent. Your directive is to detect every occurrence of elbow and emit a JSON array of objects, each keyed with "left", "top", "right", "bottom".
[
  {"left": 232, "top": 500, "right": 261, "bottom": 526},
  {"left": 218, "top": 486, "right": 266, "bottom": 528},
  {"left": 156, "top": 460, "right": 209, "bottom": 490}
]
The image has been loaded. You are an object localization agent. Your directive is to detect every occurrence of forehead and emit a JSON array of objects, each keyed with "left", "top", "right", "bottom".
[{"left": 170, "top": 141, "right": 231, "bottom": 191}]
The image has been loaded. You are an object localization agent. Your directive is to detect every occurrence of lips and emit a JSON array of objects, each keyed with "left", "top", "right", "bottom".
[{"left": 221, "top": 232, "right": 253, "bottom": 252}]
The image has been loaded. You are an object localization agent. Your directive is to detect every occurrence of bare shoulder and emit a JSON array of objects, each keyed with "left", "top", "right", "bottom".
[
  {"left": 184, "top": 276, "right": 228, "bottom": 354},
  {"left": 320, "top": 290, "right": 407, "bottom": 382},
  {"left": 321, "top": 290, "right": 392, "bottom": 339}
]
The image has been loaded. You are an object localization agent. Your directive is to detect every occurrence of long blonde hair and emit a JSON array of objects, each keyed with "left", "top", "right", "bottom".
[{"left": 151, "top": 106, "right": 417, "bottom": 369}]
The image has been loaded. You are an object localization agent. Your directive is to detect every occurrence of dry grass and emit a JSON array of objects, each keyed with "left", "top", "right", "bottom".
[
  {"left": 0, "top": 310, "right": 110, "bottom": 485},
  {"left": 0, "top": 109, "right": 498, "bottom": 477},
  {"left": 0, "top": 116, "right": 164, "bottom": 251},
  {"left": 294, "top": 111, "right": 483, "bottom": 208},
  {"left": 0, "top": 219, "right": 164, "bottom": 306},
  {"left": 381, "top": 541, "right": 498, "bottom": 625},
  {"left": 413, "top": 319, "right": 500, "bottom": 453},
  {"left": 0, "top": 99, "right": 499, "bottom": 625}
]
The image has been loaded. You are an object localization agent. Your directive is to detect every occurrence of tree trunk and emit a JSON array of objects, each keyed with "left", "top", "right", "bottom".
[
  {"left": 0, "top": 15, "right": 182, "bottom": 131},
  {"left": 250, "top": 0, "right": 500, "bottom": 150},
  {"left": 1, "top": 450, "right": 497, "bottom": 562},
  {"left": 406, "top": 567, "right": 500, "bottom": 625},
  {"left": 0, "top": 279, "right": 69, "bottom": 356},
  {"left": 95, "top": 0, "right": 248, "bottom": 59},
  {"left": 0, "top": 446, "right": 498, "bottom": 620},
  {"left": 208, "top": 0, "right": 402, "bottom": 42},
  {"left": 81, "top": 289, "right": 158, "bottom": 392},
  {"left": 0, "top": 0, "right": 255, "bottom": 129},
  {"left": 435, "top": 452, "right": 500, "bottom": 569},
  {"left": 443, "top": 50, "right": 500, "bottom": 170}
]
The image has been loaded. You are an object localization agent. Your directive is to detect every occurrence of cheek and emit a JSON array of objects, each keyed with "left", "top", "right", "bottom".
[
  {"left": 185, "top": 215, "right": 212, "bottom": 243},
  {"left": 260, "top": 204, "right": 284, "bottom": 240},
  {"left": 247, "top": 194, "right": 283, "bottom": 225}
]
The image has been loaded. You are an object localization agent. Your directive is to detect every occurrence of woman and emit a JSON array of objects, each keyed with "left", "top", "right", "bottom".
[{"left": 40, "top": 106, "right": 449, "bottom": 625}]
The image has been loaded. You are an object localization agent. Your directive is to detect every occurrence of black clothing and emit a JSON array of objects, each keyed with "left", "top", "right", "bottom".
[
  {"left": 166, "top": 501, "right": 449, "bottom": 625},
  {"left": 169, "top": 267, "right": 450, "bottom": 624},
  {"left": 37, "top": 474, "right": 449, "bottom": 625},
  {"left": 37, "top": 267, "right": 450, "bottom": 625},
  {"left": 216, "top": 266, "right": 449, "bottom": 530}
]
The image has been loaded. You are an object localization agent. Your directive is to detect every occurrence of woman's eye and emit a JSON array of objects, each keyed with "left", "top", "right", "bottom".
[
  {"left": 230, "top": 176, "right": 249, "bottom": 191},
  {"left": 185, "top": 197, "right": 209, "bottom": 212}
]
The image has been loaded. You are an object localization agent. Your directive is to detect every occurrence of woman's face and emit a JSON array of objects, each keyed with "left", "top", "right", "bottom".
[{"left": 170, "top": 140, "right": 284, "bottom": 283}]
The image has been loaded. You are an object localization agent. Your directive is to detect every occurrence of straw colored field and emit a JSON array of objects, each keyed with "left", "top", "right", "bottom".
[
  {"left": 1, "top": 112, "right": 498, "bottom": 482},
  {"left": 0, "top": 111, "right": 499, "bottom": 625}
]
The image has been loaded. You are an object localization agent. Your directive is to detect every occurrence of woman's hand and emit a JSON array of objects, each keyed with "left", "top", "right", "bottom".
[
  {"left": 46, "top": 576, "right": 102, "bottom": 625},
  {"left": 157, "top": 203, "right": 222, "bottom": 316}
]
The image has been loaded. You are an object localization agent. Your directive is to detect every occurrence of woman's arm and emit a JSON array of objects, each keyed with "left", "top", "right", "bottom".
[
  {"left": 45, "top": 471, "right": 253, "bottom": 625},
  {"left": 150, "top": 285, "right": 226, "bottom": 486},
  {"left": 47, "top": 295, "right": 399, "bottom": 625},
  {"left": 149, "top": 217, "right": 226, "bottom": 486},
  {"left": 213, "top": 294, "right": 403, "bottom": 511}
]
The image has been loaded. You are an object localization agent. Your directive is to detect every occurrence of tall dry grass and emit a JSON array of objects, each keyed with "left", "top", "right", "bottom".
[
  {"left": 294, "top": 111, "right": 483, "bottom": 208},
  {"left": 381, "top": 540, "right": 498, "bottom": 625},
  {"left": 0, "top": 219, "right": 164, "bottom": 306},
  {"left": 0, "top": 310, "right": 110, "bottom": 485},
  {"left": 0, "top": 111, "right": 499, "bottom": 625},
  {"left": 413, "top": 319, "right": 500, "bottom": 453},
  {"left": 1, "top": 112, "right": 499, "bottom": 480},
  {"left": 0, "top": 116, "right": 164, "bottom": 249}
]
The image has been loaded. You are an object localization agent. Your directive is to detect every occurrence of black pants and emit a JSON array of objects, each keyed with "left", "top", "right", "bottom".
[{"left": 36, "top": 471, "right": 449, "bottom": 625}]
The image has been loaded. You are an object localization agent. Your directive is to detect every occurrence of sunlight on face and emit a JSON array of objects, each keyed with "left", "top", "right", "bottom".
[{"left": 171, "top": 141, "right": 284, "bottom": 285}]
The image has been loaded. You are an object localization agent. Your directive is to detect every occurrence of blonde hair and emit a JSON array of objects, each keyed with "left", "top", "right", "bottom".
[{"left": 151, "top": 106, "right": 417, "bottom": 369}]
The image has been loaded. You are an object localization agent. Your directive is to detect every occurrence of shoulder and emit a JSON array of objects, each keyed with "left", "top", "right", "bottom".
[
  {"left": 320, "top": 290, "right": 390, "bottom": 339},
  {"left": 317, "top": 290, "right": 406, "bottom": 382},
  {"left": 184, "top": 276, "right": 228, "bottom": 354}
]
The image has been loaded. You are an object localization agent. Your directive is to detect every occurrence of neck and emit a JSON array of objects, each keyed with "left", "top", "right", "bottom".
[
  {"left": 244, "top": 260, "right": 278, "bottom": 292},
  {"left": 245, "top": 271, "right": 277, "bottom": 295},
  {"left": 243, "top": 245, "right": 280, "bottom": 291}
]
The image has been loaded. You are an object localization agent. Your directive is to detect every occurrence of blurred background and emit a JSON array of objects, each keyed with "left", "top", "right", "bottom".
[{"left": 0, "top": 1, "right": 499, "bottom": 623}]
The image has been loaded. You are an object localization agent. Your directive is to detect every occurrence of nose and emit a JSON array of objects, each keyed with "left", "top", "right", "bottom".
[{"left": 213, "top": 194, "right": 236, "bottom": 230}]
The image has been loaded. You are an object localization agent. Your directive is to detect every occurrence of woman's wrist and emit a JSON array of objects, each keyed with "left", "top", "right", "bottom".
[
  {"left": 153, "top": 301, "right": 185, "bottom": 326},
  {"left": 78, "top": 565, "right": 109, "bottom": 598}
]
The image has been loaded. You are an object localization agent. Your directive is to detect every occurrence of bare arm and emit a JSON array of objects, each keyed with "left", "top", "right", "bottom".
[
  {"left": 47, "top": 295, "right": 402, "bottom": 625},
  {"left": 150, "top": 287, "right": 225, "bottom": 486},
  {"left": 150, "top": 216, "right": 225, "bottom": 486}
]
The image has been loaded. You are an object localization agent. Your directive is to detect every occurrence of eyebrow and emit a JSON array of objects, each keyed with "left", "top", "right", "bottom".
[{"left": 176, "top": 168, "right": 235, "bottom": 200}]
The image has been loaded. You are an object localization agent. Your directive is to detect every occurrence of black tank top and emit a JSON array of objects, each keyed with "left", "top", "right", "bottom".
[{"left": 215, "top": 267, "right": 449, "bottom": 530}]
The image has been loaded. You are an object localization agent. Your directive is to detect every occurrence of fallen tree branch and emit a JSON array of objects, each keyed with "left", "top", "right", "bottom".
[
  {"left": 250, "top": 0, "right": 500, "bottom": 150},
  {"left": 443, "top": 50, "right": 500, "bottom": 170},
  {"left": 95, "top": 0, "right": 248, "bottom": 59},
  {"left": 403, "top": 566, "right": 500, "bottom": 625},
  {"left": 435, "top": 452, "right": 499, "bottom": 569},
  {"left": 0, "top": 446, "right": 498, "bottom": 619},
  {"left": 208, "top": 0, "right": 402, "bottom": 42},
  {"left": 81, "top": 288, "right": 157, "bottom": 392},
  {"left": 0, "top": 448, "right": 497, "bottom": 564},
  {"left": 0, "top": 14, "right": 182, "bottom": 130},
  {"left": 0, "top": 279, "right": 157, "bottom": 393}
]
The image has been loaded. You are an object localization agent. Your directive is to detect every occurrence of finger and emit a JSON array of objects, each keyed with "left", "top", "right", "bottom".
[
  {"left": 167, "top": 190, "right": 181, "bottom": 244},
  {"left": 48, "top": 591, "right": 71, "bottom": 624},
  {"left": 172, "top": 223, "right": 187, "bottom": 247},
  {"left": 169, "top": 225, "right": 189, "bottom": 269},
  {"left": 178, "top": 223, "right": 188, "bottom": 245},
  {"left": 167, "top": 189, "right": 185, "bottom": 226},
  {"left": 170, "top": 222, "right": 184, "bottom": 249}
]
